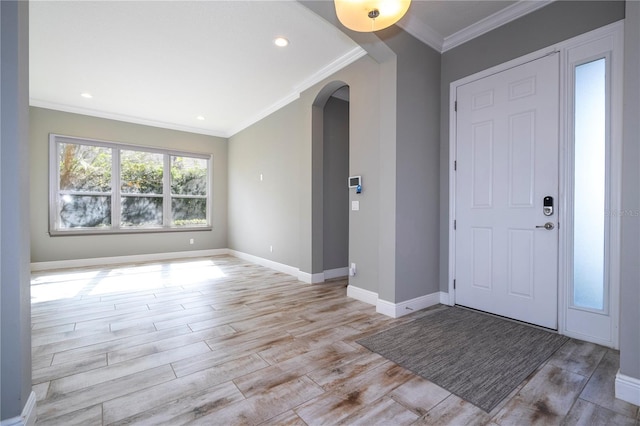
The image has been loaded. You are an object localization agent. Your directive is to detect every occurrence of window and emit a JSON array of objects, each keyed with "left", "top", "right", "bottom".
[
  {"left": 572, "top": 58, "right": 607, "bottom": 311},
  {"left": 50, "top": 134, "right": 211, "bottom": 235}
]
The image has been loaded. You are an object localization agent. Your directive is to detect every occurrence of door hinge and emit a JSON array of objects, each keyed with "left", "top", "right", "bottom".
[
  {"left": 454, "top": 279, "right": 456, "bottom": 289},
  {"left": 454, "top": 220, "right": 456, "bottom": 230},
  {"left": 454, "top": 101, "right": 457, "bottom": 112},
  {"left": 454, "top": 160, "right": 457, "bottom": 171}
]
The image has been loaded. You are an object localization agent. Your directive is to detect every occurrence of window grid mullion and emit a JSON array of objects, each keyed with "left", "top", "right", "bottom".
[
  {"left": 207, "top": 157, "right": 212, "bottom": 226},
  {"left": 52, "top": 140, "right": 61, "bottom": 231},
  {"left": 163, "top": 155, "right": 171, "bottom": 227},
  {"left": 112, "top": 148, "right": 121, "bottom": 230}
]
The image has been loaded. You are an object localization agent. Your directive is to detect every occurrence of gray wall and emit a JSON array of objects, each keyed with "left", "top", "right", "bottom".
[
  {"left": 228, "top": 25, "right": 442, "bottom": 305},
  {"left": 1, "top": 0, "right": 32, "bottom": 420},
  {"left": 377, "top": 27, "right": 442, "bottom": 302},
  {"left": 29, "top": 107, "right": 228, "bottom": 263},
  {"left": 322, "top": 96, "right": 349, "bottom": 271},
  {"left": 620, "top": 0, "right": 640, "bottom": 380},
  {"left": 439, "top": 0, "right": 626, "bottom": 293},
  {"left": 229, "top": 55, "right": 385, "bottom": 293},
  {"left": 227, "top": 100, "right": 305, "bottom": 267}
]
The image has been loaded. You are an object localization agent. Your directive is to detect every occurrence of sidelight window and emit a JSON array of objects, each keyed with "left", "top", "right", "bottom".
[{"left": 571, "top": 57, "right": 608, "bottom": 312}]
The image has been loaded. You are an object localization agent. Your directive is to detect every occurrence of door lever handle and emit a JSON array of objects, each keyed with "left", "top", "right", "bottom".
[{"left": 536, "top": 222, "right": 555, "bottom": 230}]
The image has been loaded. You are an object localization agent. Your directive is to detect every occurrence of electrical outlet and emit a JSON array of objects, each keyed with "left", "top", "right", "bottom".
[
  {"left": 189, "top": 238, "right": 194, "bottom": 245},
  {"left": 349, "top": 263, "right": 356, "bottom": 276}
]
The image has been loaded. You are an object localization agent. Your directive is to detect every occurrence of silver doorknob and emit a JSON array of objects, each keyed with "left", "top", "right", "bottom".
[{"left": 536, "top": 222, "right": 555, "bottom": 230}]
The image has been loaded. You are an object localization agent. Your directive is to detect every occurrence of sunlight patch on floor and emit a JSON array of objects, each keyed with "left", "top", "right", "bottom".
[{"left": 31, "top": 259, "right": 227, "bottom": 303}]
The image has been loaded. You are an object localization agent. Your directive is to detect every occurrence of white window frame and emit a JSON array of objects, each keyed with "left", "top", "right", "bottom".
[{"left": 49, "top": 134, "right": 212, "bottom": 235}]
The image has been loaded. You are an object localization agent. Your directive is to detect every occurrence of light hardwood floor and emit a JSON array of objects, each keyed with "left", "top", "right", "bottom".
[{"left": 31, "top": 255, "right": 639, "bottom": 425}]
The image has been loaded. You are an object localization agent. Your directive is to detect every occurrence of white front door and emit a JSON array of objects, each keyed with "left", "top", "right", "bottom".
[{"left": 454, "top": 53, "right": 560, "bottom": 329}]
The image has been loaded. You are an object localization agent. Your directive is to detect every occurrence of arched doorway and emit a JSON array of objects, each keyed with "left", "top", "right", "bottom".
[{"left": 311, "top": 82, "right": 350, "bottom": 279}]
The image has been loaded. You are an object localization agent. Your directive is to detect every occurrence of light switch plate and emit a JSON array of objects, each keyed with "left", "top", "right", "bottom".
[{"left": 352, "top": 201, "right": 359, "bottom": 211}]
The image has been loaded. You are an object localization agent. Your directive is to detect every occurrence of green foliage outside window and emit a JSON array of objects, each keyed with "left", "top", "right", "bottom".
[
  {"left": 121, "top": 150, "right": 163, "bottom": 194},
  {"left": 59, "top": 143, "right": 111, "bottom": 192},
  {"left": 56, "top": 141, "right": 209, "bottom": 230}
]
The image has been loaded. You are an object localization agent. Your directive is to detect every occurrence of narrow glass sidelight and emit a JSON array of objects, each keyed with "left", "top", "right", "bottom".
[{"left": 572, "top": 58, "right": 607, "bottom": 311}]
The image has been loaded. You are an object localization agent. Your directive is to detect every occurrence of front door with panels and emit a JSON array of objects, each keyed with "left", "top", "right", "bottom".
[{"left": 454, "top": 53, "right": 560, "bottom": 329}]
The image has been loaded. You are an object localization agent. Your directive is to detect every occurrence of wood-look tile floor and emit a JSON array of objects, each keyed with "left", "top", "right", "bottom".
[{"left": 31, "top": 255, "right": 639, "bottom": 425}]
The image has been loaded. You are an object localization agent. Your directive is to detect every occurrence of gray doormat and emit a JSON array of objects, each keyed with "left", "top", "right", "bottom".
[{"left": 356, "top": 307, "right": 568, "bottom": 412}]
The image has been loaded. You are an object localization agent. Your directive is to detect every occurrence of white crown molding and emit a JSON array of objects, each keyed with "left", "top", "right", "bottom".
[
  {"left": 29, "top": 99, "right": 230, "bottom": 138},
  {"left": 396, "top": 13, "right": 444, "bottom": 52},
  {"left": 293, "top": 46, "right": 367, "bottom": 94},
  {"left": 442, "top": 0, "right": 554, "bottom": 52},
  {"left": 226, "top": 91, "right": 300, "bottom": 139},
  {"left": 228, "top": 46, "right": 366, "bottom": 138}
]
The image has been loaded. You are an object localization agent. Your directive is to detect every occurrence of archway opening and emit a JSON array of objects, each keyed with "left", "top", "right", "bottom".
[{"left": 311, "top": 82, "right": 350, "bottom": 279}]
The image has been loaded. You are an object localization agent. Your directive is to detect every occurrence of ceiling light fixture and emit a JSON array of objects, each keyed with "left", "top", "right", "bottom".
[
  {"left": 274, "top": 37, "right": 289, "bottom": 47},
  {"left": 334, "top": 0, "right": 411, "bottom": 32},
  {"left": 80, "top": 92, "right": 93, "bottom": 99},
  {"left": 196, "top": 115, "right": 205, "bottom": 121}
]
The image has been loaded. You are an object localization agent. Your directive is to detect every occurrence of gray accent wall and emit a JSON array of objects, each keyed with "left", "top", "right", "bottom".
[
  {"left": 228, "top": 27, "right": 441, "bottom": 305},
  {"left": 377, "top": 27, "right": 442, "bottom": 302},
  {"left": 300, "top": 1, "right": 442, "bottom": 303},
  {"left": 322, "top": 96, "right": 349, "bottom": 271},
  {"left": 439, "top": 1, "right": 626, "bottom": 294},
  {"left": 1, "top": 0, "right": 32, "bottom": 420},
  {"left": 29, "top": 107, "right": 228, "bottom": 263},
  {"left": 620, "top": 0, "right": 640, "bottom": 380}
]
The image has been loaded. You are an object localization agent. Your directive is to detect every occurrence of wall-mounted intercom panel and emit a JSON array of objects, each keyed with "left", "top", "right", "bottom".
[{"left": 348, "top": 176, "right": 362, "bottom": 194}]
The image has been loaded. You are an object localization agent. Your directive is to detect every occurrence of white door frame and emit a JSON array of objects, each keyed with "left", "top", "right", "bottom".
[{"left": 448, "top": 21, "right": 623, "bottom": 348}]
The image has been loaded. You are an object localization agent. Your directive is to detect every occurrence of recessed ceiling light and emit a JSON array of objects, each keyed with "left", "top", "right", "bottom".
[
  {"left": 196, "top": 115, "right": 205, "bottom": 121},
  {"left": 80, "top": 92, "right": 93, "bottom": 99},
  {"left": 274, "top": 37, "right": 289, "bottom": 47}
]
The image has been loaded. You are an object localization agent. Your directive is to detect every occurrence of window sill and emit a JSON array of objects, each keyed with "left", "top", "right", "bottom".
[{"left": 49, "top": 226, "right": 213, "bottom": 237}]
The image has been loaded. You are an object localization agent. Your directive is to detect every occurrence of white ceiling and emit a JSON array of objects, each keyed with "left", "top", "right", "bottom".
[{"left": 29, "top": 1, "right": 550, "bottom": 139}]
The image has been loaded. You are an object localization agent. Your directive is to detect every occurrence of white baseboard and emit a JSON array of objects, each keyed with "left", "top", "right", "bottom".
[
  {"left": 31, "top": 247, "right": 343, "bottom": 285},
  {"left": 375, "top": 299, "right": 397, "bottom": 317},
  {"left": 440, "top": 291, "right": 452, "bottom": 306},
  {"left": 0, "top": 391, "right": 36, "bottom": 426},
  {"left": 377, "top": 292, "right": 444, "bottom": 318},
  {"left": 228, "top": 251, "right": 348, "bottom": 284},
  {"left": 30, "top": 249, "right": 229, "bottom": 272},
  {"left": 297, "top": 271, "right": 325, "bottom": 284},
  {"left": 324, "top": 267, "right": 349, "bottom": 280},
  {"left": 615, "top": 371, "right": 640, "bottom": 406},
  {"left": 228, "top": 249, "right": 302, "bottom": 279},
  {"left": 347, "top": 285, "right": 378, "bottom": 306},
  {"left": 346, "top": 286, "right": 444, "bottom": 318}
]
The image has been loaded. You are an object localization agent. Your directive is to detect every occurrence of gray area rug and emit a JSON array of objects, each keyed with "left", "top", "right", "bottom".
[{"left": 356, "top": 307, "right": 568, "bottom": 412}]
